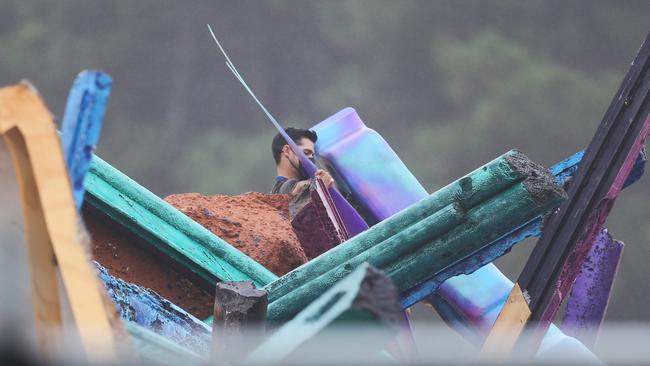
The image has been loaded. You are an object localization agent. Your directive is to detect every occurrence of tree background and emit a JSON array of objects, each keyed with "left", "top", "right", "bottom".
[{"left": 1, "top": 0, "right": 649, "bottom": 325}]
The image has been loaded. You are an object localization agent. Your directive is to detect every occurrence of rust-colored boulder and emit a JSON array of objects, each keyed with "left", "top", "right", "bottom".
[{"left": 165, "top": 192, "right": 308, "bottom": 276}]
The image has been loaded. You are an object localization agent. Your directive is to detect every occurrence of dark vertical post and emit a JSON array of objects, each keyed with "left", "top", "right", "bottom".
[{"left": 211, "top": 281, "right": 268, "bottom": 364}]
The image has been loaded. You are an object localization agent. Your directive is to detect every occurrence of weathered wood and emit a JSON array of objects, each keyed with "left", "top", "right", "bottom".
[
  {"left": 265, "top": 152, "right": 566, "bottom": 322},
  {"left": 399, "top": 148, "right": 646, "bottom": 309},
  {"left": 561, "top": 229, "right": 624, "bottom": 348},
  {"left": 125, "top": 321, "right": 207, "bottom": 366},
  {"left": 84, "top": 155, "right": 278, "bottom": 288},
  {"left": 0, "top": 82, "right": 117, "bottom": 362},
  {"left": 244, "top": 263, "right": 402, "bottom": 365},
  {"left": 212, "top": 281, "right": 267, "bottom": 364},
  {"left": 96, "top": 262, "right": 212, "bottom": 355},
  {"left": 60, "top": 70, "right": 112, "bottom": 209},
  {"left": 478, "top": 283, "right": 531, "bottom": 362}
]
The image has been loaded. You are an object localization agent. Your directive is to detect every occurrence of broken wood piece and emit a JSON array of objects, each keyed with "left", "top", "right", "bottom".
[
  {"left": 212, "top": 281, "right": 267, "bottom": 364},
  {"left": 289, "top": 177, "right": 347, "bottom": 259},
  {"left": 478, "top": 283, "right": 531, "bottom": 362},
  {"left": 561, "top": 229, "right": 624, "bottom": 348},
  {"left": 60, "top": 70, "right": 112, "bottom": 209},
  {"left": 265, "top": 151, "right": 566, "bottom": 322},
  {"left": 243, "top": 263, "right": 402, "bottom": 365},
  {"left": 0, "top": 82, "right": 117, "bottom": 362}
]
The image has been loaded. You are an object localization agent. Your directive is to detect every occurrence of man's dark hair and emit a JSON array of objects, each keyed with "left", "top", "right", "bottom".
[{"left": 272, "top": 127, "right": 318, "bottom": 164}]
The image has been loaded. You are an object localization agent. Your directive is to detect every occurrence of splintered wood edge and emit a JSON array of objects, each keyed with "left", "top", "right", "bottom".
[
  {"left": 478, "top": 283, "right": 531, "bottom": 362},
  {"left": 0, "top": 83, "right": 119, "bottom": 362}
]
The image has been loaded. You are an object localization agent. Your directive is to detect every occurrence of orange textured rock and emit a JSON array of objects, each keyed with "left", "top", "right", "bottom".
[{"left": 164, "top": 192, "right": 308, "bottom": 276}]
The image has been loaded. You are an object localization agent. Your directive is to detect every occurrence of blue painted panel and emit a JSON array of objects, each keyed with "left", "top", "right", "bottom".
[
  {"left": 61, "top": 70, "right": 112, "bottom": 209},
  {"left": 95, "top": 262, "right": 211, "bottom": 356}
]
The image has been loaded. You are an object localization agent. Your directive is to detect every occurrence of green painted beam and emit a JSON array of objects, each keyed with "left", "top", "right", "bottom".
[
  {"left": 125, "top": 321, "right": 207, "bottom": 365},
  {"left": 264, "top": 150, "right": 527, "bottom": 303},
  {"left": 265, "top": 151, "right": 567, "bottom": 322},
  {"left": 84, "top": 155, "right": 278, "bottom": 288},
  {"left": 244, "top": 263, "right": 401, "bottom": 365}
]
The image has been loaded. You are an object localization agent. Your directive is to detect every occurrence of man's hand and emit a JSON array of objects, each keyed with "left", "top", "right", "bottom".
[{"left": 315, "top": 169, "right": 335, "bottom": 188}]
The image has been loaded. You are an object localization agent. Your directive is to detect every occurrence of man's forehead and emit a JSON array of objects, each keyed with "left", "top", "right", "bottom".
[{"left": 296, "top": 137, "right": 315, "bottom": 149}]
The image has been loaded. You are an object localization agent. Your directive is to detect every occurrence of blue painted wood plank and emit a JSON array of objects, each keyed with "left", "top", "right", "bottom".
[
  {"left": 96, "top": 262, "right": 211, "bottom": 355},
  {"left": 60, "top": 70, "right": 112, "bottom": 209}
]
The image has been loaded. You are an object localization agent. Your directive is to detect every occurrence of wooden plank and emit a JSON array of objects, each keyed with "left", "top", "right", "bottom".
[
  {"left": 60, "top": 70, "right": 112, "bottom": 209},
  {"left": 265, "top": 152, "right": 566, "bottom": 322},
  {"left": 478, "top": 283, "right": 531, "bottom": 362},
  {"left": 561, "top": 229, "right": 624, "bottom": 348},
  {"left": 84, "top": 155, "right": 278, "bottom": 288},
  {"left": 244, "top": 263, "right": 402, "bottom": 365},
  {"left": 0, "top": 82, "right": 117, "bottom": 362},
  {"left": 212, "top": 281, "right": 267, "bottom": 364}
]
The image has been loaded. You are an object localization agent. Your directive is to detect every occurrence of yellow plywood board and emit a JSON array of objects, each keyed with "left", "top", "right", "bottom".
[{"left": 0, "top": 82, "right": 117, "bottom": 362}]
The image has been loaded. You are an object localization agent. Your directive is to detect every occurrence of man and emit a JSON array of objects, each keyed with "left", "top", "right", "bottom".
[{"left": 271, "top": 127, "right": 335, "bottom": 195}]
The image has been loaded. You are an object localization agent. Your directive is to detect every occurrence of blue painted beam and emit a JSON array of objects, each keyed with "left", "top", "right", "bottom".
[
  {"left": 60, "top": 70, "right": 112, "bottom": 209},
  {"left": 399, "top": 149, "right": 647, "bottom": 309},
  {"left": 95, "top": 262, "right": 211, "bottom": 356}
]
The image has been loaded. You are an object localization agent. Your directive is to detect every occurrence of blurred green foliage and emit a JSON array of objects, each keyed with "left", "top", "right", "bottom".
[{"left": 0, "top": 0, "right": 648, "bottom": 321}]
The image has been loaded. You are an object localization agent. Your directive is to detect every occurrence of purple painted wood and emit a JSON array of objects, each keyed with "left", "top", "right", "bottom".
[
  {"left": 561, "top": 229, "right": 624, "bottom": 349},
  {"left": 538, "top": 114, "right": 650, "bottom": 328}
]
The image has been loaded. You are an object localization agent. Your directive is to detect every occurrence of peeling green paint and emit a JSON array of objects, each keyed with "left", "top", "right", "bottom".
[{"left": 85, "top": 155, "right": 278, "bottom": 288}]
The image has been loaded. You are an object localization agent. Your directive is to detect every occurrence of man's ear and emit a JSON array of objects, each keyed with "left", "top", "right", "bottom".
[{"left": 282, "top": 144, "right": 293, "bottom": 157}]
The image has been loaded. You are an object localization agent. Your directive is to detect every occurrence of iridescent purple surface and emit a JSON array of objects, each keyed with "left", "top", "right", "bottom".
[
  {"left": 313, "top": 108, "right": 428, "bottom": 223},
  {"left": 312, "top": 108, "right": 594, "bottom": 358}
]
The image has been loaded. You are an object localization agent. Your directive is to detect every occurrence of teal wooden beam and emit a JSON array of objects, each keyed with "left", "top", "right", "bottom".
[
  {"left": 84, "top": 155, "right": 278, "bottom": 288},
  {"left": 265, "top": 151, "right": 567, "bottom": 322},
  {"left": 265, "top": 150, "right": 526, "bottom": 303},
  {"left": 244, "top": 263, "right": 401, "bottom": 365}
]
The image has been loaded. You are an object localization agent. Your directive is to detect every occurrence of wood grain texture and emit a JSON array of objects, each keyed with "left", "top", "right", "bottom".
[
  {"left": 0, "top": 82, "right": 116, "bottom": 362},
  {"left": 478, "top": 283, "right": 531, "bottom": 362}
]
